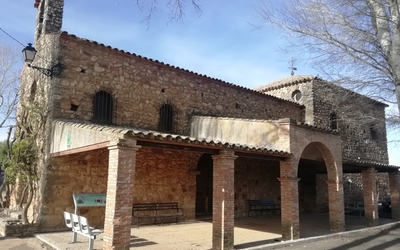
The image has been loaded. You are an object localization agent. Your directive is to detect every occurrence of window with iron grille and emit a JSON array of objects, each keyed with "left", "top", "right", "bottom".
[
  {"left": 93, "top": 91, "right": 113, "bottom": 124},
  {"left": 330, "top": 112, "right": 338, "bottom": 130},
  {"left": 159, "top": 104, "right": 174, "bottom": 132}
]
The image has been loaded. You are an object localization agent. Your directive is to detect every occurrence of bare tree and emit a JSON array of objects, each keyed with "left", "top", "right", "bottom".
[
  {"left": 0, "top": 42, "right": 20, "bottom": 208},
  {"left": 258, "top": 0, "right": 400, "bottom": 122},
  {"left": 135, "top": 0, "right": 202, "bottom": 26},
  {"left": 0, "top": 42, "right": 19, "bottom": 129}
]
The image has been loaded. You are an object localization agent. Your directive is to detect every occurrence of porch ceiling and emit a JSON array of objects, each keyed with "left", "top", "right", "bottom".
[{"left": 51, "top": 119, "right": 290, "bottom": 160}]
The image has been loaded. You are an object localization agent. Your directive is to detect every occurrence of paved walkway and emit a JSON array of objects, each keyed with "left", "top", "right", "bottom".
[
  {"left": 35, "top": 213, "right": 395, "bottom": 250},
  {"left": 2, "top": 213, "right": 400, "bottom": 250},
  {"left": 0, "top": 236, "right": 53, "bottom": 250}
]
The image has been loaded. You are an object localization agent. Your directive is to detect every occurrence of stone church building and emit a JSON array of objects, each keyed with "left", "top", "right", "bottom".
[{"left": 14, "top": 0, "right": 400, "bottom": 249}]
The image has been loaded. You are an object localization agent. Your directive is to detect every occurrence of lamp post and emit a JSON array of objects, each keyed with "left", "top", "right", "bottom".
[{"left": 22, "top": 43, "right": 62, "bottom": 77}]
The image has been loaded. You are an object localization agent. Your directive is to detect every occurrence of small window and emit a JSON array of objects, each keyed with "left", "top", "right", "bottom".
[
  {"left": 370, "top": 126, "right": 379, "bottom": 140},
  {"left": 330, "top": 112, "right": 338, "bottom": 130},
  {"left": 93, "top": 91, "right": 113, "bottom": 124},
  {"left": 291, "top": 90, "right": 302, "bottom": 101},
  {"left": 159, "top": 104, "right": 174, "bottom": 132}
]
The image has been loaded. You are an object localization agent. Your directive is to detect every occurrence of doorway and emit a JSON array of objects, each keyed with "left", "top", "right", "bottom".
[{"left": 195, "top": 154, "right": 213, "bottom": 217}]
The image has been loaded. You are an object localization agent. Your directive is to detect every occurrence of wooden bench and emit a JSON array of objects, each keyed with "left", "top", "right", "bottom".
[
  {"left": 63, "top": 211, "right": 103, "bottom": 250},
  {"left": 248, "top": 199, "right": 281, "bottom": 217},
  {"left": 132, "top": 202, "right": 185, "bottom": 228},
  {"left": 344, "top": 200, "right": 364, "bottom": 217}
]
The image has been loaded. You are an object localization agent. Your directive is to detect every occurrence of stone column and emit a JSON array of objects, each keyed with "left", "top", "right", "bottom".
[
  {"left": 362, "top": 168, "right": 379, "bottom": 226},
  {"left": 389, "top": 171, "right": 400, "bottom": 221},
  {"left": 326, "top": 179, "right": 345, "bottom": 231},
  {"left": 279, "top": 159, "right": 300, "bottom": 240},
  {"left": 103, "top": 139, "right": 140, "bottom": 250},
  {"left": 44, "top": 0, "right": 64, "bottom": 33},
  {"left": 212, "top": 150, "right": 237, "bottom": 250}
]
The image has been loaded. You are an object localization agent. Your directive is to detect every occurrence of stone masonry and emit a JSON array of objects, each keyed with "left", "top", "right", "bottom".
[
  {"left": 54, "top": 33, "right": 304, "bottom": 135},
  {"left": 11, "top": 2, "right": 399, "bottom": 250},
  {"left": 258, "top": 76, "right": 389, "bottom": 163}
]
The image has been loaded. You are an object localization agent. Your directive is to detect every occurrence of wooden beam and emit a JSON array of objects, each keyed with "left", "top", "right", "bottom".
[{"left": 51, "top": 142, "right": 110, "bottom": 157}]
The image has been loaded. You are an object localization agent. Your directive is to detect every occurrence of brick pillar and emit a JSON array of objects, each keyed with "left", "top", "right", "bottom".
[
  {"left": 279, "top": 159, "right": 300, "bottom": 240},
  {"left": 212, "top": 150, "right": 237, "bottom": 250},
  {"left": 362, "top": 168, "right": 379, "bottom": 226},
  {"left": 326, "top": 179, "right": 345, "bottom": 231},
  {"left": 278, "top": 177, "right": 300, "bottom": 240},
  {"left": 389, "top": 172, "right": 400, "bottom": 221},
  {"left": 103, "top": 139, "right": 140, "bottom": 250}
]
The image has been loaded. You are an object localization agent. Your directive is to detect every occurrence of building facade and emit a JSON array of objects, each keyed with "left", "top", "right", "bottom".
[{"left": 13, "top": 1, "right": 400, "bottom": 249}]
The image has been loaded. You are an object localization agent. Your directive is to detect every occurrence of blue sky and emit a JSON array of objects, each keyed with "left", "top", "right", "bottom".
[{"left": 0, "top": 0, "right": 399, "bottom": 165}]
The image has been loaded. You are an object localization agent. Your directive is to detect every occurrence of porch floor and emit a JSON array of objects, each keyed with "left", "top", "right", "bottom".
[{"left": 36, "top": 213, "right": 393, "bottom": 250}]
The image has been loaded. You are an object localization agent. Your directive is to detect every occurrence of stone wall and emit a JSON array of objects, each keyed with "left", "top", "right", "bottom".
[
  {"left": 43, "top": 145, "right": 282, "bottom": 229},
  {"left": 45, "top": 149, "right": 109, "bottom": 229},
  {"left": 316, "top": 173, "right": 390, "bottom": 212},
  {"left": 0, "top": 222, "right": 40, "bottom": 237},
  {"left": 263, "top": 78, "right": 388, "bottom": 164},
  {"left": 53, "top": 33, "right": 304, "bottom": 136},
  {"left": 312, "top": 79, "right": 388, "bottom": 163},
  {"left": 264, "top": 80, "right": 314, "bottom": 125},
  {"left": 16, "top": 32, "right": 63, "bottom": 223},
  {"left": 133, "top": 148, "right": 202, "bottom": 221},
  {"left": 234, "top": 158, "right": 280, "bottom": 217},
  {"left": 42, "top": 147, "right": 202, "bottom": 229}
]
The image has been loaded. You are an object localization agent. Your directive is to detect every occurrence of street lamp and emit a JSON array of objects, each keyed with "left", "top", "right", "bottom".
[{"left": 22, "top": 43, "right": 62, "bottom": 77}]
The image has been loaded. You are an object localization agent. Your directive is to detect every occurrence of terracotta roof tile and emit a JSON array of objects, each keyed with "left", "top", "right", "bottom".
[
  {"left": 343, "top": 159, "right": 399, "bottom": 169},
  {"left": 54, "top": 119, "right": 291, "bottom": 157}
]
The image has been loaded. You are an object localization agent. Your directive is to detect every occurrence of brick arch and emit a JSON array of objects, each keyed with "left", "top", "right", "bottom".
[
  {"left": 280, "top": 125, "right": 345, "bottom": 238},
  {"left": 288, "top": 125, "right": 343, "bottom": 180},
  {"left": 296, "top": 141, "right": 345, "bottom": 233},
  {"left": 302, "top": 141, "right": 340, "bottom": 181}
]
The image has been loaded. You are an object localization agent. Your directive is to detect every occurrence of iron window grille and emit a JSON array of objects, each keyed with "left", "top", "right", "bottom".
[
  {"left": 93, "top": 91, "right": 113, "bottom": 124},
  {"left": 330, "top": 112, "right": 338, "bottom": 130},
  {"left": 159, "top": 104, "right": 174, "bottom": 132}
]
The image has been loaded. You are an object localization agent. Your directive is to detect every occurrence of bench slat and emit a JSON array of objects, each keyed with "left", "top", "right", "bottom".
[
  {"left": 248, "top": 199, "right": 281, "bottom": 217},
  {"left": 132, "top": 202, "right": 185, "bottom": 228}
]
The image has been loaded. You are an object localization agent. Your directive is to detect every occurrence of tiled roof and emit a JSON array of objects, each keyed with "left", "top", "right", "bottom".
[
  {"left": 54, "top": 119, "right": 291, "bottom": 157},
  {"left": 294, "top": 121, "right": 339, "bottom": 134},
  {"left": 343, "top": 159, "right": 399, "bottom": 169},
  {"left": 60, "top": 31, "right": 302, "bottom": 107},
  {"left": 254, "top": 75, "right": 316, "bottom": 92}
]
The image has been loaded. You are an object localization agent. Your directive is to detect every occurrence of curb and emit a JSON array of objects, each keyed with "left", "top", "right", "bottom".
[{"left": 240, "top": 221, "right": 400, "bottom": 250}]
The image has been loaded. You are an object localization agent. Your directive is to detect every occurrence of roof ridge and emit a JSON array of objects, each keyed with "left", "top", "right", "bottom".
[{"left": 254, "top": 75, "right": 317, "bottom": 92}]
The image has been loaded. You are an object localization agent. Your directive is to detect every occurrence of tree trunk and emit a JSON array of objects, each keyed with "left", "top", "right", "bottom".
[
  {"left": 0, "top": 181, "right": 10, "bottom": 208},
  {"left": 22, "top": 176, "right": 34, "bottom": 224},
  {"left": 396, "top": 84, "right": 400, "bottom": 114},
  {"left": 0, "top": 183, "right": 5, "bottom": 208},
  {"left": 19, "top": 184, "right": 28, "bottom": 209}
]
